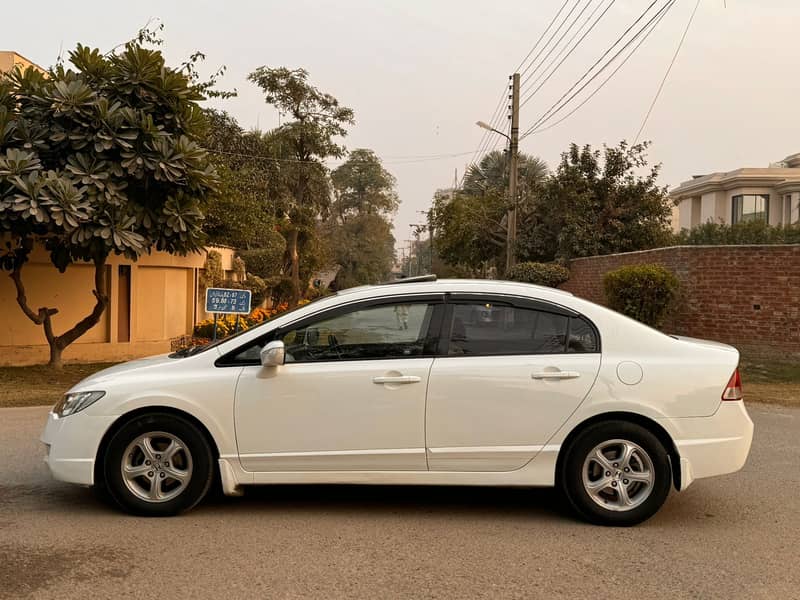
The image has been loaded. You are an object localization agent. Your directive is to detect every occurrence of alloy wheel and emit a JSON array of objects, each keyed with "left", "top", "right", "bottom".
[
  {"left": 121, "top": 431, "right": 194, "bottom": 503},
  {"left": 581, "top": 439, "right": 654, "bottom": 512}
]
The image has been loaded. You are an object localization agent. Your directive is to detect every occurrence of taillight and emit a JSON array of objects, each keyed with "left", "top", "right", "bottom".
[{"left": 722, "top": 369, "right": 743, "bottom": 401}]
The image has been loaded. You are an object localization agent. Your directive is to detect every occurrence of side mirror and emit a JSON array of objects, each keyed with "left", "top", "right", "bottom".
[{"left": 260, "top": 340, "right": 285, "bottom": 367}]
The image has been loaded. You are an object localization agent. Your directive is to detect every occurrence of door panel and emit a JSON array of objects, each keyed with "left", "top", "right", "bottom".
[
  {"left": 235, "top": 359, "right": 432, "bottom": 471},
  {"left": 426, "top": 354, "right": 600, "bottom": 471},
  {"left": 426, "top": 297, "right": 601, "bottom": 472}
]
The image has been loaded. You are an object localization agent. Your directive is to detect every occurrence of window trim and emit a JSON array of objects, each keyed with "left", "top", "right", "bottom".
[
  {"left": 215, "top": 294, "right": 447, "bottom": 367},
  {"left": 438, "top": 293, "right": 600, "bottom": 357}
]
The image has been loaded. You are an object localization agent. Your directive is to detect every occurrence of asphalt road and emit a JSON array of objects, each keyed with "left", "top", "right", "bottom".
[{"left": 1, "top": 405, "right": 798, "bottom": 600}]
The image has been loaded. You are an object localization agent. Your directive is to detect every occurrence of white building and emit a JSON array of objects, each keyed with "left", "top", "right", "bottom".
[{"left": 670, "top": 153, "right": 800, "bottom": 231}]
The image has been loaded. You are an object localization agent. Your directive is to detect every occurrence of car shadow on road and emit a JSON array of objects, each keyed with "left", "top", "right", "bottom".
[{"left": 201, "top": 484, "right": 578, "bottom": 523}]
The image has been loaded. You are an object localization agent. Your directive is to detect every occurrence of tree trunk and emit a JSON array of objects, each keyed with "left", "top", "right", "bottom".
[
  {"left": 288, "top": 228, "right": 301, "bottom": 307},
  {"left": 11, "top": 257, "right": 109, "bottom": 369}
]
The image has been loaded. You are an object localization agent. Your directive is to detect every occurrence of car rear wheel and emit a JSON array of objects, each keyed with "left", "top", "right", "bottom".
[
  {"left": 560, "top": 421, "right": 671, "bottom": 526},
  {"left": 101, "top": 413, "right": 214, "bottom": 516}
]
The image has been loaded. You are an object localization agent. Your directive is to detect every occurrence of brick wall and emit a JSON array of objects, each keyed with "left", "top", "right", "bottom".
[{"left": 560, "top": 245, "right": 800, "bottom": 356}]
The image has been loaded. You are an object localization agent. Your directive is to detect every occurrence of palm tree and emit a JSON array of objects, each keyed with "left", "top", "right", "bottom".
[{"left": 462, "top": 150, "right": 548, "bottom": 200}]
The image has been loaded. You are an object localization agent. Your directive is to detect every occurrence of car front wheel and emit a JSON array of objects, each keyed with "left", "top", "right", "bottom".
[
  {"left": 101, "top": 413, "right": 214, "bottom": 516},
  {"left": 560, "top": 421, "right": 672, "bottom": 526}
]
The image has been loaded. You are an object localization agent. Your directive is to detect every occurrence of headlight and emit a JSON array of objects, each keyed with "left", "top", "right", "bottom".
[{"left": 53, "top": 391, "right": 106, "bottom": 417}]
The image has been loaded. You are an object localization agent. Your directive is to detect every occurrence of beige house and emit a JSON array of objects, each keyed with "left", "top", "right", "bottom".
[
  {"left": 670, "top": 153, "right": 800, "bottom": 231},
  {"left": 0, "top": 245, "right": 238, "bottom": 366},
  {"left": 0, "top": 50, "right": 42, "bottom": 74}
]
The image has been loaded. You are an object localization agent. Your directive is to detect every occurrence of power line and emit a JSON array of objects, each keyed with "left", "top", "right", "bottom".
[
  {"left": 207, "top": 147, "right": 484, "bottom": 167},
  {"left": 519, "top": 0, "right": 663, "bottom": 138},
  {"left": 519, "top": 0, "right": 594, "bottom": 87},
  {"left": 633, "top": 0, "right": 701, "bottom": 143},
  {"left": 519, "top": 0, "right": 617, "bottom": 109},
  {"left": 514, "top": 0, "right": 572, "bottom": 73},
  {"left": 521, "top": 0, "right": 675, "bottom": 137},
  {"left": 520, "top": 0, "right": 674, "bottom": 139},
  {"left": 462, "top": 0, "right": 580, "bottom": 186}
]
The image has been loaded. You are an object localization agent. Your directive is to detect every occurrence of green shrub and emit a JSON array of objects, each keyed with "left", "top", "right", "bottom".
[
  {"left": 507, "top": 261, "right": 570, "bottom": 287},
  {"left": 603, "top": 264, "right": 679, "bottom": 328},
  {"left": 673, "top": 221, "right": 800, "bottom": 245},
  {"left": 237, "top": 235, "right": 286, "bottom": 279},
  {"left": 224, "top": 275, "right": 268, "bottom": 307}
]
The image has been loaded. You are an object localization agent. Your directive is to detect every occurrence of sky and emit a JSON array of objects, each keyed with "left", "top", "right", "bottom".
[{"left": 5, "top": 1, "right": 800, "bottom": 255}]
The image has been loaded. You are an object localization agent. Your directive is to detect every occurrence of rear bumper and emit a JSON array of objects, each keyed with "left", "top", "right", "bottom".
[
  {"left": 41, "top": 411, "right": 117, "bottom": 486},
  {"left": 659, "top": 401, "right": 754, "bottom": 489}
]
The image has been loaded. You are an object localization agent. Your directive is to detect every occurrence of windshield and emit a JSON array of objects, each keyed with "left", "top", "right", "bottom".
[{"left": 170, "top": 295, "right": 335, "bottom": 358}]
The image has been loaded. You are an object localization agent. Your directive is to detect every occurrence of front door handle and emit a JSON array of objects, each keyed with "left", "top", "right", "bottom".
[
  {"left": 372, "top": 375, "right": 421, "bottom": 384},
  {"left": 532, "top": 370, "right": 581, "bottom": 380}
]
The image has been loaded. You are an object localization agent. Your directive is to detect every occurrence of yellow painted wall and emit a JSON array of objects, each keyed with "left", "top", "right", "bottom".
[
  {"left": 0, "top": 243, "right": 237, "bottom": 366},
  {"left": 0, "top": 263, "right": 110, "bottom": 346},
  {"left": 134, "top": 267, "right": 192, "bottom": 342},
  {"left": 0, "top": 51, "right": 44, "bottom": 74}
]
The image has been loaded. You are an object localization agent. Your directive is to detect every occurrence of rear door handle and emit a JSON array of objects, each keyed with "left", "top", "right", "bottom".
[
  {"left": 372, "top": 375, "right": 422, "bottom": 384},
  {"left": 532, "top": 370, "right": 581, "bottom": 380}
]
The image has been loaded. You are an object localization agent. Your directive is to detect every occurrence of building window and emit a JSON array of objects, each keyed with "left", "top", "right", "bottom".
[{"left": 732, "top": 194, "right": 769, "bottom": 224}]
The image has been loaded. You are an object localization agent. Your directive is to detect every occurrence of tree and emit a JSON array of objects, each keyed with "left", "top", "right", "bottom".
[
  {"left": 330, "top": 149, "right": 399, "bottom": 220},
  {"left": 248, "top": 67, "right": 354, "bottom": 305},
  {"left": 518, "top": 141, "right": 672, "bottom": 262},
  {"left": 0, "top": 41, "right": 216, "bottom": 367},
  {"left": 430, "top": 190, "right": 505, "bottom": 276},
  {"left": 431, "top": 150, "right": 548, "bottom": 275},
  {"left": 327, "top": 149, "right": 397, "bottom": 287},
  {"left": 201, "top": 109, "right": 277, "bottom": 250}
]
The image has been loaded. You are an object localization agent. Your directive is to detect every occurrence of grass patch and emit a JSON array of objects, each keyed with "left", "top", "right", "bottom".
[
  {"left": 737, "top": 355, "right": 800, "bottom": 407},
  {"left": 0, "top": 363, "right": 118, "bottom": 409}
]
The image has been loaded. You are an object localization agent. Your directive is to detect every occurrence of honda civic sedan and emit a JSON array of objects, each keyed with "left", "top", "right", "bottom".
[{"left": 41, "top": 276, "right": 753, "bottom": 525}]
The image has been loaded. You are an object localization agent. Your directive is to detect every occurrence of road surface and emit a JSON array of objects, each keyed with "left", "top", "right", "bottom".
[{"left": 0, "top": 404, "right": 797, "bottom": 599}]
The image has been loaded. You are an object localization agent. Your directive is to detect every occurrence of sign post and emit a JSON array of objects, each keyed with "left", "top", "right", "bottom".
[{"left": 204, "top": 288, "right": 252, "bottom": 340}]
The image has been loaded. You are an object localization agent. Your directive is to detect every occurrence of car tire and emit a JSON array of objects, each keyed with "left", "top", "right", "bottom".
[
  {"left": 101, "top": 413, "right": 214, "bottom": 517},
  {"left": 560, "top": 421, "right": 672, "bottom": 526}
]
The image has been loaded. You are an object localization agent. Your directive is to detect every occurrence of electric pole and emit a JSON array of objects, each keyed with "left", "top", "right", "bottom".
[{"left": 506, "top": 72, "right": 520, "bottom": 274}]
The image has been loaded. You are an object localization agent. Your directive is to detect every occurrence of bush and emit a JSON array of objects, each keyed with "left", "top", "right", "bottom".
[
  {"left": 193, "top": 315, "right": 249, "bottom": 339},
  {"left": 673, "top": 221, "right": 800, "bottom": 245},
  {"left": 237, "top": 236, "right": 286, "bottom": 279},
  {"left": 603, "top": 264, "right": 679, "bottom": 328},
  {"left": 507, "top": 262, "right": 570, "bottom": 287}
]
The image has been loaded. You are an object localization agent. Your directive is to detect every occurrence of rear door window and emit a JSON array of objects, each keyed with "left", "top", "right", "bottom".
[{"left": 447, "top": 302, "right": 597, "bottom": 356}]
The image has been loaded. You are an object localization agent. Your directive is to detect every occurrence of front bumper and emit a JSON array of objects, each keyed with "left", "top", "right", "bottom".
[
  {"left": 41, "top": 410, "right": 117, "bottom": 486},
  {"left": 659, "top": 400, "right": 754, "bottom": 489}
]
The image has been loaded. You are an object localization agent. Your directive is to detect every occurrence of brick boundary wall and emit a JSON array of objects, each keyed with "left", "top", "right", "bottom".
[{"left": 559, "top": 245, "right": 800, "bottom": 356}]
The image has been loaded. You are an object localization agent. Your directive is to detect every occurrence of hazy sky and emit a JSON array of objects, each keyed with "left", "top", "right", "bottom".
[{"left": 5, "top": 1, "right": 800, "bottom": 252}]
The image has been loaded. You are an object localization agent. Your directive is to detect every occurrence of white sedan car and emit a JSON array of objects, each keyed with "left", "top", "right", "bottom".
[{"left": 42, "top": 276, "right": 753, "bottom": 526}]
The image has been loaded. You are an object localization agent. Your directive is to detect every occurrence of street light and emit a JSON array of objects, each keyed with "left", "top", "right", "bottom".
[{"left": 475, "top": 121, "right": 510, "bottom": 142}]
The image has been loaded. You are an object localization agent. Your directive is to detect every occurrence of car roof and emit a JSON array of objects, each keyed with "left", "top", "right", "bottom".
[{"left": 336, "top": 278, "right": 574, "bottom": 299}]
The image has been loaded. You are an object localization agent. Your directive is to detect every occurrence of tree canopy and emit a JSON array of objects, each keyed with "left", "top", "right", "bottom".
[
  {"left": 517, "top": 141, "right": 672, "bottom": 262},
  {"left": 248, "top": 67, "right": 354, "bottom": 305},
  {"left": 430, "top": 150, "right": 548, "bottom": 275},
  {"left": 0, "top": 40, "right": 217, "bottom": 366},
  {"left": 327, "top": 149, "right": 397, "bottom": 288}
]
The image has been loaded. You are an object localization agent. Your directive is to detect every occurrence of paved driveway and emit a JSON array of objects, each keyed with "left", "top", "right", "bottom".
[{"left": 0, "top": 405, "right": 797, "bottom": 599}]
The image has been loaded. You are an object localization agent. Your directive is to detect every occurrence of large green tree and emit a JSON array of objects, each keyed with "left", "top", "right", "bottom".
[
  {"left": 201, "top": 109, "right": 286, "bottom": 285},
  {"left": 431, "top": 150, "right": 548, "bottom": 275},
  {"left": 517, "top": 141, "right": 672, "bottom": 262},
  {"left": 327, "top": 149, "right": 397, "bottom": 288},
  {"left": 248, "top": 67, "right": 354, "bottom": 305},
  {"left": 0, "top": 42, "right": 217, "bottom": 367}
]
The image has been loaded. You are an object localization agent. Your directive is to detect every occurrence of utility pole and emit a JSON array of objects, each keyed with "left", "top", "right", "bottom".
[
  {"left": 404, "top": 240, "right": 415, "bottom": 276},
  {"left": 506, "top": 72, "right": 520, "bottom": 274},
  {"left": 418, "top": 210, "right": 433, "bottom": 274}
]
